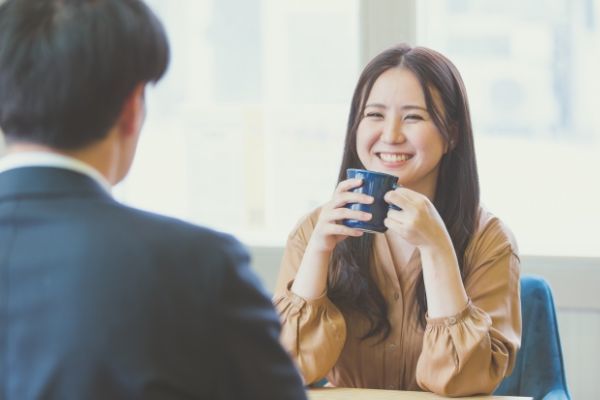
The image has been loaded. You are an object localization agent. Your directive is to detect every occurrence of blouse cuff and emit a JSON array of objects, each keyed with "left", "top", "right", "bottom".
[
  {"left": 425, "top": 299, "right": 474, "bottom": 328},
  {"left": 284, "top": 280, "right": 331, "bottom": 311}
]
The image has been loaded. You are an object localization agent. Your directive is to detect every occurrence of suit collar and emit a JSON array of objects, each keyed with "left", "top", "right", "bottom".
[
  {"left": 0, "top": 151, "right": 112, "bottom": 192},
  {"left": 0, "top": 167, "right": 113, "bottom": 201}
]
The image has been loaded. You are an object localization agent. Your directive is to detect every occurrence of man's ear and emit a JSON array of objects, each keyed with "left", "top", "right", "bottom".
[{"left": 117, "top": 83, "right": 146, "bottom": 137}]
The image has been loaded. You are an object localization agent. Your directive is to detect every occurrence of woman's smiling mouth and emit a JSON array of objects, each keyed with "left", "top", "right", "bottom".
[{"left": 376, "top": 152, "right": 413, "bottom": 163}]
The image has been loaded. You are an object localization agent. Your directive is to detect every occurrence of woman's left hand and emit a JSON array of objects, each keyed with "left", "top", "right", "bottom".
[
  {"left": 384, "top": 187, "right": 469, "bottom": 319},
  {"left": 383, "top": 187, "right": 450, "bottom": 248}
]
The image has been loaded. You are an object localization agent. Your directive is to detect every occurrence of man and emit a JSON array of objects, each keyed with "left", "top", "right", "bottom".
[{"left": 0, "top": 1, "right": 306, "bottom": 399}]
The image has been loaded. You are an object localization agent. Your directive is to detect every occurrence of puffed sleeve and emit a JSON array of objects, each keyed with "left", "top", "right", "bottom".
[
  {"left": 416, "top": 215, "right": 521, "bottom": 396},
  {"left": 272, "top": 210, "right": 347, "bottom": 385}
]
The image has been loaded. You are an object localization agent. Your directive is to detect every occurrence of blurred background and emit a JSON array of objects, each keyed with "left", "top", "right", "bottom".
[
  {"left": 115, "top": 0, "right": 600, "bottom": 258},
  {"left": 1, "top": 0, "right": 597, "bottom": 397}
]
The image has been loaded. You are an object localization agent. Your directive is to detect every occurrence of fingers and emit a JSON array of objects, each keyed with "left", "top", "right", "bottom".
[
  {"left": 384, "top": 187, "right": 407, "bottom": 208},
  {"left": 328, "top": 207, "right": 372, "bottom": 223},
  {"left": 384, "top": 216, "right": 405, "bottom": 234},
  {"left": 384, "top": 208, "right": 414, "bottom": 238},
  {"left": 385, "top": 209, "right": 407, "bottom": 228},
  {"left": 324, "top": 223, "right": 365, "bottom": 238},
  {"left": 384, "top": 187, "right": 427, "bottom": 211},
  {"left": 318, "top": 206, "right": 371, "bottom": 231},
  {"left": 310, "top": 179, "right": 375, "bottom": 251},
  {"left": 335, "top": 178, "right": 364, "bottom": 193},
  {"left": 316, "top": 178, "right": 374, "bottom": 231},
  {"left": 319, "top": 200, "right": 371, "bottom": 237},
  {"left": 386, "top": 208, "right": 404, "bottom": 220},
  {"left": 331, "top": 178, "right": 374, "bottom": 207},
  {"left": 331, "top": 191, "right": 374, "bottom": 209},
  {"left": 313, "top": 208, "right": 366, "bottom": 247}
]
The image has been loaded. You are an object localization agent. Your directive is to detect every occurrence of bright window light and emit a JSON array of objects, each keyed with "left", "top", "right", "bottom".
[
  {"left": 418, "top": 0, "right": 600, "bottom": 256},
  {"left": 114, "top": 0, "right": 360, "bottom": 246}
]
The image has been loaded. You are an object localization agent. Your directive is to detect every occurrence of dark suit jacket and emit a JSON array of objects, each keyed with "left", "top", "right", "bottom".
[{"left": 0, "top": 167, "right": 306, "bottom": 400}]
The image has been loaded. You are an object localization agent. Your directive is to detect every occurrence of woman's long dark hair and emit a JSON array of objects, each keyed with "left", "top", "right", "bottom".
[{"left": 328, "top": 44, "right": 480, "bottom": 341}]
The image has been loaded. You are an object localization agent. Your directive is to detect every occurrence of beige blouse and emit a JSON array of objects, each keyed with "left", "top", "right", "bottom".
[{"left": 273, "top": 207, "right": 521, "bottom": 397}]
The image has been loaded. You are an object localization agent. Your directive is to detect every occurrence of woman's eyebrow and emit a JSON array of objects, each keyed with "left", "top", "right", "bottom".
[
  {"left": 364, "top": 103, "right": 387, "bottom": 109},
  {"left": 401, "top": 105, "right": 428, "bottom": 111},
  {"left": 365, "top": 103, "right": 428, "bottom": 111}
]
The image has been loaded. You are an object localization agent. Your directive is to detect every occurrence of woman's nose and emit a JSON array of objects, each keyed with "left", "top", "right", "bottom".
[{"left": 381, "top": 116, "right": 406, "bottom": 144}]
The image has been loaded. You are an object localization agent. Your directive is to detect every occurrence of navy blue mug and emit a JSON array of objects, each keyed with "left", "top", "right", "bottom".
[{"left": 343, "top": 168, "right": 400, "bottom": 233}]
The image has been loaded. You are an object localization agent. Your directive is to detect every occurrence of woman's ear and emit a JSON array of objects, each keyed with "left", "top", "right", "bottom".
[{"left": 445, "top": 123, "right": 459, "bottom": 153}]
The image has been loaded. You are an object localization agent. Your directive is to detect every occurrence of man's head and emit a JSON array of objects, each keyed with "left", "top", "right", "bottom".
[{"left": 0, "top": 0, "right": 169, "bottom": 161}]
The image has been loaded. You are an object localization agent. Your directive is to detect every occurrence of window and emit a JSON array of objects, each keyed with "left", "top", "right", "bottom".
[
  {"left": 418, "top": 0, "right": 600, "bottom": 256},
  {"left": 102, "top": 0, "right": 600, "bottom": 256},
  {"left": 115, "top": 0, "right": 360, "bottom": 245}
]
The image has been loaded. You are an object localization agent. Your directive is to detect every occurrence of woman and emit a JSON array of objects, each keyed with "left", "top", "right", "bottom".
[{"left": 273, "top": 44, "right": 521, "bottom": 396}]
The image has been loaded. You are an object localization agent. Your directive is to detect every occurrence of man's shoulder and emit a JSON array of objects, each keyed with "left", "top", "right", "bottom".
[
  {"left": 112, "top": 202, "right": 218, "bottom": 235},
  {"left": 110, "top": 202, "right": 244, "bottom": 253}
]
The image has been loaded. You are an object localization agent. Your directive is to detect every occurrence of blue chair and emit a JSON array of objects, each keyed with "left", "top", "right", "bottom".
[{"left": 494, "top": 275, "right": 571, "bottom": 400}]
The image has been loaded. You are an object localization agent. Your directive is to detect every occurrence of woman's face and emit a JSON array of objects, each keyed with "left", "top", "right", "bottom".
[{"left": 356, "top": 67, "right": 448, "bottom": 199}]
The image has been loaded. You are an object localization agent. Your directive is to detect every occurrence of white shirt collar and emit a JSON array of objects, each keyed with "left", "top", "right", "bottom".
[{"left": 0, "top": 151, "right": 112, "bottom": 194}]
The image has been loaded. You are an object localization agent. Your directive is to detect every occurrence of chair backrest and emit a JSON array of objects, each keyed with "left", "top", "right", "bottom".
[{"left": 494, "top": 275, "right": 571, "bottom": 400}]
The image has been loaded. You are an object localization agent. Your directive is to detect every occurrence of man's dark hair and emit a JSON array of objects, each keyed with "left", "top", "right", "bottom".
[{"left": 0, "top": 0, "right": 169, "bottom": 149}]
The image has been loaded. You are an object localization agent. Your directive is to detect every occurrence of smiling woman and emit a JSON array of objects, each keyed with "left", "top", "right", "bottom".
[{"left": 273, "top": 44, "right": 521, "bottom": 397}]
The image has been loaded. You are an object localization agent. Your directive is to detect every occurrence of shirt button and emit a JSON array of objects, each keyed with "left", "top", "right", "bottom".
[
  {"left": 388, "top": 343, "right": 397, "bottom": 349},
  {"left": 447, "top": 316, "right": 457, "bottom": 325},
  {"left": 393, "top": 292, "right": 400, "bottom": 300}
]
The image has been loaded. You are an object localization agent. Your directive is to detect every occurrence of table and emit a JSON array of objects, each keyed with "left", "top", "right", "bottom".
[{"left": 308, "top": 388, "right": 532, "bottom": 400}]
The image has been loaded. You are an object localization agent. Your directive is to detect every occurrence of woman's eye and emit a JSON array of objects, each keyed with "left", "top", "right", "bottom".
[
  {"left": 404, "top": 114, "right": 423, "bottom": 121},
  {"left": 365, "top": 112, "right": 383, "bottom": 119}
]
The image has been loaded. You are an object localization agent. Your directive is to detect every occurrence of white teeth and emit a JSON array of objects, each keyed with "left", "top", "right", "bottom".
[{"left": 379, "top": 153, "right": 410, "bottom": 162}]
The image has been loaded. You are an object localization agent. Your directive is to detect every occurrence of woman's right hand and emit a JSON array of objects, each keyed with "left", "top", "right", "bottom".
[
  {"left": 307, "top": 178, "right": 374, "bottom": 254},
  {"left": 291, "top": 178, "right": 373, "bottom": 299}
]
